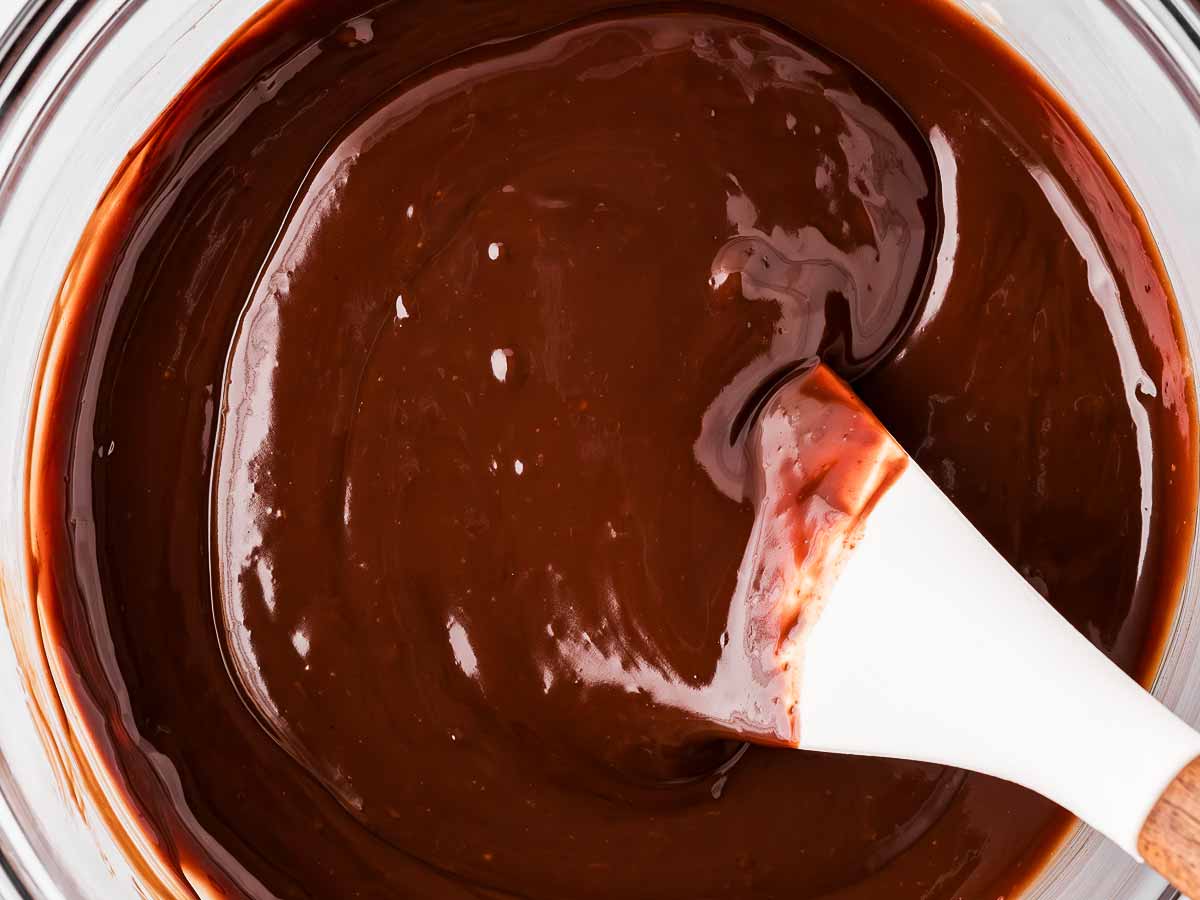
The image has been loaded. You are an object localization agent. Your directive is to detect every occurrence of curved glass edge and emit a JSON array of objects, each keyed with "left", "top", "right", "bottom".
[
  {"left": 0, "top": 3, "right": 263, "bottom": 898},
  {"left": 0, "top": 1, "right": 142, "bottom": 894},
  {"left": 0, "top": 0, "right": 81, "bottom": 121},
  {"left": 0, "top": 0, "right": 1199, "bottom": 899},
  {"left": 954, "top": 1, "right": 1200, "bottom": 899},
  {"left": 0, "top": 3, "right": 124, "bottom": 897}
]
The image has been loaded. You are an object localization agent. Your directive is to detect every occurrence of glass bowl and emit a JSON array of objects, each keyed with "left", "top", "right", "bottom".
[{"left": 0, "top": 0, "right": 1198, "bottom": 897}]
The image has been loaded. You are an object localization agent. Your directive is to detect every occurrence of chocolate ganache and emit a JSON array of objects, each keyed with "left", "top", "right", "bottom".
[{"left": 23, "top": 1, "right": 1196, "bottom": 899}]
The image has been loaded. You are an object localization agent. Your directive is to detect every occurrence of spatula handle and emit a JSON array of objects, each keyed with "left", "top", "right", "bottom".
[{"left": 1140, "top": 756, "right": 1200, "bottom": 897}]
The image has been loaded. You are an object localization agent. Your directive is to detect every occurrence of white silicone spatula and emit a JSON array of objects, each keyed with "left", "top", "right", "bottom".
[{"left": 751, "top": 363, "right": 1200, "bottom": 897}]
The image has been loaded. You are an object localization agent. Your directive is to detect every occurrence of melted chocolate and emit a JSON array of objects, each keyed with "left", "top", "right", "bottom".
[{"left": 24, "top": 1, "right": 1196, "bottom": 899}]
